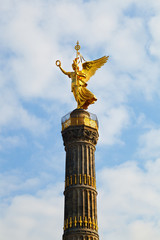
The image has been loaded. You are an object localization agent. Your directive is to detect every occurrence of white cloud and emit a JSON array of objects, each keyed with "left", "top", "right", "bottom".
[
  {"left": 138, "top": 128, "right": 160, "bottom": 160},
  {"left": 0, "top": 135, "right": 24, "bottom": 151},
  {"left": 2, "top": 1, "right": 56, "bottom": 98},
  {"left": 108, "top": 17, "right": 147, "bottom": 70},
  {"left": 98, "top": 106, "right": 130, "bottom": 145},
  {"left": 148, "top": 14, "right": 160, "bottom": 58},
  {"left": 98, "top": 159, "right": 160, "bottom": 240},
  {"left": 0, "top": 89, "right": 50, "bottom": 134},
  {"left": 0, "top": 184, "right": 63, "bottom": 240},
  {"left": 0, "top": 172, "right": 41, "bottom": 198}
]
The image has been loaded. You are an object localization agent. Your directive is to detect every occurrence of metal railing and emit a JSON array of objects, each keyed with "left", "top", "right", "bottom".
[{"left": 61, "top": 111, "right": 98, "bottom": 131}]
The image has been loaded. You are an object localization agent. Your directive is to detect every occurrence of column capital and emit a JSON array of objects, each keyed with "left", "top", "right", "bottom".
[{"left": 62, "top": 126, "right": 99, "bottom": 147}]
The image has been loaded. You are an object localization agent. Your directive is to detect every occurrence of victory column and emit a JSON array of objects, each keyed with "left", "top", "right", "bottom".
[{"left": 56, "top": 41, "right": 109, "bottom": 240}]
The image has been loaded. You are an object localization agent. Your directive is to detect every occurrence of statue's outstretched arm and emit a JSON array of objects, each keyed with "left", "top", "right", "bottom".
[
  {"left": 59, "top": 65, "right": 70, "bottom": 76},
  {"left": 56, "top": 60, "right": 71, "bottom": 78}
]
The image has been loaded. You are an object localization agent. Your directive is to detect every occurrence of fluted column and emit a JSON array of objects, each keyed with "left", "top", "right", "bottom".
[{"left": 61, "top": 109, "right": 99, "bottom": 240}]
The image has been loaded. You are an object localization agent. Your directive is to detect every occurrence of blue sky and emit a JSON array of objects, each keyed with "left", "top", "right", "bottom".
[{"left": 0, "top": 0, "right": 160, "bottom": 239}]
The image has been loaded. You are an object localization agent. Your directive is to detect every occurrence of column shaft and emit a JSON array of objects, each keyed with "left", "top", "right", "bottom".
[{"left": 62, "top": 109, "right": 99, "bottom": 240}]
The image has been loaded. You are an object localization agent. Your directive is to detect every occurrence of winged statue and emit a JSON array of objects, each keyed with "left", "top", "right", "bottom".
[{"left": 56, "top": 41, "right": 109, "bottom": 109}]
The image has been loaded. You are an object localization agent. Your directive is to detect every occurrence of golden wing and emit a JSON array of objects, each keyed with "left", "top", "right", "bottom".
[{"left": 82, "top": 56, "right": 109, "bottom": 82}]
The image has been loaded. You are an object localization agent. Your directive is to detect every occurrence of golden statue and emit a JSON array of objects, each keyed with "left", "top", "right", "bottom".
[{"left": 56, "top": 41, "right": 109, "bottom": 109}]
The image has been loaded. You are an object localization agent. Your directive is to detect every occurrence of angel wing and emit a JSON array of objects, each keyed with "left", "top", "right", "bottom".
[{"left": 81, "top": 56, "right": 109, "bottom": 82}]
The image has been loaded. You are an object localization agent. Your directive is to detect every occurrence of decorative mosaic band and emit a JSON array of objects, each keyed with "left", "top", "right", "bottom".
[
  {"left": 64, "top": 216, "right": 98, "bottom": 231},
  {"left": 65, "top": 174, "right": 96, "bottom": 189}
]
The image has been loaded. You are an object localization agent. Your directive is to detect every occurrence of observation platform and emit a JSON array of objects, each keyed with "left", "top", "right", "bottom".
[{"left": 61, "top": 109, "right": 98, "bottom": 131}]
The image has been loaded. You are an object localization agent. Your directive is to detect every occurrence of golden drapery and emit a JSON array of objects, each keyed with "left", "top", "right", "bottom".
[{"left": 72, "top": 85, "right": 97, "bottom": 109}]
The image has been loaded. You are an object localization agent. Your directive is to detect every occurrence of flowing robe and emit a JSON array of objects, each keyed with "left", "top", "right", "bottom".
[{"left": 70, "top": 72, "right": 97, "bottom": 109}]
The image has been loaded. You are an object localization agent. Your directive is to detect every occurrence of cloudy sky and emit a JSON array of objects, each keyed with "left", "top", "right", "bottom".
[{"left": 0, "top": 0, "right": 160, "bottom": 239}]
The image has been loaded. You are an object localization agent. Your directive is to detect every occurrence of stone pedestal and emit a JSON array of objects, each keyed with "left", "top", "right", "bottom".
[{"left": 61, "top": 109, "right": 99, "bottom": 240}]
